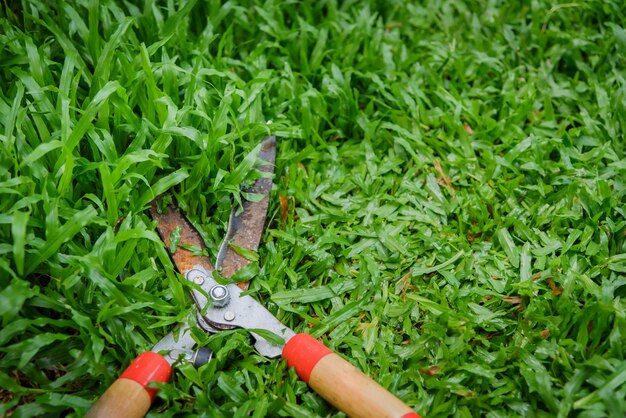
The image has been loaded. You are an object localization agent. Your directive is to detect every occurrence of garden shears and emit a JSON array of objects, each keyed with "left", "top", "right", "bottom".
[{"left": 86, "top": 137, "right": 420, "bottom": 418}]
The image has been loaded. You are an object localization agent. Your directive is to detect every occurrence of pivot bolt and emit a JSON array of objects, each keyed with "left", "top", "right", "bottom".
[{"left": 210, "top": 285, "right": 230, "bottom": 307}]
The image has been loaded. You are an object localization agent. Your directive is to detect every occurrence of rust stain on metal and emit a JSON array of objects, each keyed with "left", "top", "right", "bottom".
[
  {"left": 216, "top": 137, "right": 276, "bottom": 289},
  {"left": 217, "top": 179, "right": 271, "bottom": 280},
  {"left": 149, "top": 199, "right": 215, "bottom": 276}
]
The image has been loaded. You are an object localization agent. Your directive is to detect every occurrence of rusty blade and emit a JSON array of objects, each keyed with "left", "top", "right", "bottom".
[
  {"left": 215, "top": 136, "right": 276, "bottom": 288},
  {"left": 149, "top": 200, "right": 215, "bottom": 276}
]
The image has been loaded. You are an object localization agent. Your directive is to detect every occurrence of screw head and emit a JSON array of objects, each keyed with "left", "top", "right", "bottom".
[
  {"left": 193, "top": 276, "right": 204, "bottom": 285},
  {"left": 210, "top": 285, "right": 230, "bottom": 307},
  {"left": 224, "top": 311, "right": 235, "bottom": 322}
]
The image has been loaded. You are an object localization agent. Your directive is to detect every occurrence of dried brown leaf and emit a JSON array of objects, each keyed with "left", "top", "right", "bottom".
[{"left": 420, "top": 366, "right": 441, "bottom": 376}]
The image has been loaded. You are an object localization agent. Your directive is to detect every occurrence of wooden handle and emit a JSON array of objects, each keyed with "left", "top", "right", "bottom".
[
  {"left": 283, "top": 333, "right": 421, "bottom": 418},
  {"left": 86, "top": 352, "right": 172, "bottom": 418},
  {"left": 85, "top": 378, "right": 152, "bottom": 418}
]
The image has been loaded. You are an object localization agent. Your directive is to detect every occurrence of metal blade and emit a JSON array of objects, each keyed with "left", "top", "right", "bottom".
[
  {"left": 215, "top": 136, "right": 276, "bottom": 288},
  {"left": 149, "top": 200, "right": 215, "bottom": 275}
]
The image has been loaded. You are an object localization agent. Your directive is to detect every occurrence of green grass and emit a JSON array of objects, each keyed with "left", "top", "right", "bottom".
[{"left": 1, "top": 1, "right": 626, "bottom": 417}]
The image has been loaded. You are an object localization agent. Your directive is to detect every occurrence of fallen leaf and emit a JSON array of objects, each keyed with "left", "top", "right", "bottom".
[
  {"left": 279, "top": 194, "right": 288, "bottom": 222},
  {"left": 547, "top": 278, "right": 563, "bottom": 296},
  {"left": 502, "top": 296, "right": 523, "bottom": 304},
  {"left": 467, "top": 234, "right": 479, "bottom": 242},
  {"left": 420, "top": 366, "right": 441, "bottom": 376},
  {"left": 434, "top": 159, "right": 455, "bottom": 194}
]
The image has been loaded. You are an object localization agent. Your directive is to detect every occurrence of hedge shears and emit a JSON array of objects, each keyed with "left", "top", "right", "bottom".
[{"left": 86, "top": 137, "right": 420, "bottom": 418}]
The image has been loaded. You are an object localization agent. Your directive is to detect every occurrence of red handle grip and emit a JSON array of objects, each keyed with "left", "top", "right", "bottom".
[
  {"left": 119, "top": 351, "right": 172, "bottom": 400},
  {"left": 283, "top": 333, "right": 420, "bottom": 418},
  {"left": 86, "top": 352, "right": 172, "bottom": 418}
]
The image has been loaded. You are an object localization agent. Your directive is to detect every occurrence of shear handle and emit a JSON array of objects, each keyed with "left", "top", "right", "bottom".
[
  {"left": 283, "top": 333, "right": 421, "bottom": 418},
  {"left": 85, "top": 352, "right": 172, "bottom": 418}
]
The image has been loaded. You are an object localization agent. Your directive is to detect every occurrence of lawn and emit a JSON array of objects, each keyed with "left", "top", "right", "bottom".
[{"left": 1, "top": 1, "right": 626, "bottom": 417}]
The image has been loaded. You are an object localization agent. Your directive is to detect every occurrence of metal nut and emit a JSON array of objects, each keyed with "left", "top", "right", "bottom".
[{"left": 209, "top": 285, "right": 230, "bottom": 307}]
